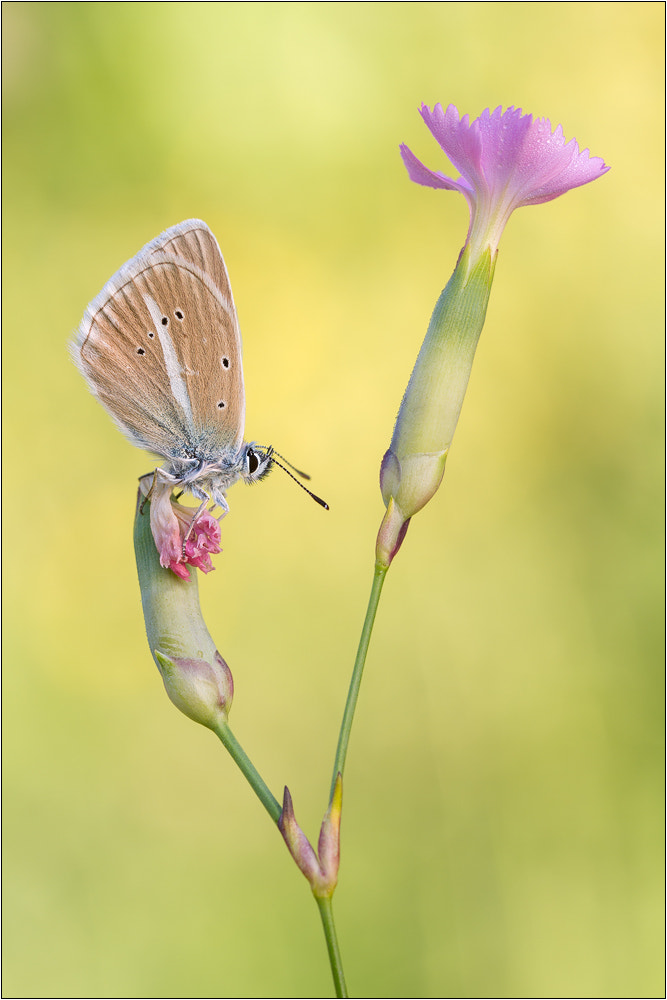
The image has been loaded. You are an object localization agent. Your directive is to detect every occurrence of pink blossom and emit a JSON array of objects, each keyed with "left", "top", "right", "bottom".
[
  {"left": 172, "top": 504, "right": 222, "bottom": 577},
  {"left": 145, "top": 477, "right": 222, "bottom": 579},
  {"left": 401, "top": 104, "right": 609, "bottom": 259}
]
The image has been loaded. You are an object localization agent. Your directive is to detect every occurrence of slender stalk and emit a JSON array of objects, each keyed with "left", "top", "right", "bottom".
[
  {"left": 330, "top": 562, "right": 388, "bottom": 796},
  {"left": 214, "top": 720, "right": 349, "bottom": 996},
  {"left": 316, "top": 896, "right": 348, "bottom": 998},
  {"left": 213, "top": 719, "right": 282, "bottom": 824}
]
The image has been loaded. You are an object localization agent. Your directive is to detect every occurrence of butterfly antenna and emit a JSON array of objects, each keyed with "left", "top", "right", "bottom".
[
  {"left": 259, "top": 447, "right": 329, "bottom": 509},
  {"left": 255, "top": 446, "right": 312, "bottom": 481}
]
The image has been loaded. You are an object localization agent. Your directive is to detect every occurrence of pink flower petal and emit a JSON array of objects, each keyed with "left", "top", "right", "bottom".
[
  {"left": 402, "top": 102, "right": 609, "bottom": 254},
  {"left": 399, "top": 143, "right": 468, "bottom": 194},
  {"left": 169, "top": 560, "right": 192, "bottom": 581},
  {"left": 173, "top": 504, "right": 221, "bottom": 576},
  {"left": 148, "top": 478, "right": 185, "bottom": 570},
  {"left": 144, "top": 476, "right": 223, "bottom": 579}
]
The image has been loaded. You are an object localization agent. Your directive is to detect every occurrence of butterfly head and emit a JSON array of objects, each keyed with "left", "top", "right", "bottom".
[{"left": 242, "top": 444, "right": 274, "bottom": 484}]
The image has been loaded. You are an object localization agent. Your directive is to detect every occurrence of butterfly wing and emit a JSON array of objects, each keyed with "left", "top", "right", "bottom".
[
  {"left": 144, "top": 219, "right": 235, "bottom": 302},
  {"left": 72, "top": 220, "right": 246, "bottom": 461}
]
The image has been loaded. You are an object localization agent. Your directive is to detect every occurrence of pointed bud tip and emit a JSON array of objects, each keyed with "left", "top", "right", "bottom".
[
  {"left": 279, "top": 785, "right": 295, "bottom": 828},
  {"left": 278, "top": 786, "right": 322, "bottom": 887},
  {"left": 376, "top": 497, "right": 411, "bottom": 568}
]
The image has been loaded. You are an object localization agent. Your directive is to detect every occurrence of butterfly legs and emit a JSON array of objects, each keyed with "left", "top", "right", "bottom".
[
  {"left": 138, "top": 465, "right": 231, "bottom": 559},
  {"left": 180, "top": 496, "right": 210, "bottom": 554},
  {"left": 180, "top": 485, "right": 230, "bottom": 556},
  {"left": 138, "top": 469, "right": 158, "bottom": 513}
]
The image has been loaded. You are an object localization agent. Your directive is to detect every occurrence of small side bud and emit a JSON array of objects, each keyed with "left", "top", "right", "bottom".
[
  {"left": 154, "top": 650, "right": 233, "bottom": 729},
  {"left": 317, "top": 773, "right": 343, "bottom": 891},
  {"left": 278, "top": 775, "right": 343, "bottom": 899},
  {"left": 278, "top": 787, "right": 322, "bottom": 886},
  {"left": 134, "top": 488, "right": 234, "bottom": 729},
  {"left": 375, "top": 496, "right": 411, "bottom": 569}
]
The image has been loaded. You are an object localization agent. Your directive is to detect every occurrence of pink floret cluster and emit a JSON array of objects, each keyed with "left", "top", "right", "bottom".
[{"left": 168, "top": 505, "right": 222, "bottom": 580}]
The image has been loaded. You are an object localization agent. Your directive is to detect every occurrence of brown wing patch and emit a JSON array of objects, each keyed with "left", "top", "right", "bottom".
[
  {"left": 76, "top": 255, "right": 245, "bottom": 458},
  {"left": 78, "top": 274, "right": 191, "bottom": 456},
  {"left": 138, "top": 259, "right": 245, "bottom": 452}
]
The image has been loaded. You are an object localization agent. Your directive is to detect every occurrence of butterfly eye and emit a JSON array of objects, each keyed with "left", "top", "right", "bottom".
[
  {"left": 174, "top": 310, "right": 184, "bottom": 320},
  {"left": 136, "top": 347, "right": 146, "bottom": 355},
  {"left": 161, "top": 316, "right": 168, "bottom": 326},
  {"left": 217, "top": 401, "right": 225, "bottom": 409},
  {"left": 222, "top": 357, "right": 230, "bottom": 369},
  {"left": 247, "top": 449, "right": 259, "bottom": 475}
]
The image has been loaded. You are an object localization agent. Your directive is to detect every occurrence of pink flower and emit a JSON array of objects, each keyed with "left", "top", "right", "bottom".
[
  {"left": 173, "top": 504, "right": 222, "bottom": 577},
  {"left": 145, "top": 477, "right": 222, "bottom": 579},
  {"left": 400, "top": 104, "right": 609, "bottom": 259},
  {"left": 375, "top": 104, "right": 609, "bottom": 568}
]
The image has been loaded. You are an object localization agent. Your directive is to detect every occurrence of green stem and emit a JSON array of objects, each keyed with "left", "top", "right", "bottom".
[
  {"left": 213, "top": 719, "right": 282, "bottom": 824},
  {"left": 316, "top": 895, "right": 348, "bottom": 998},
  {"left": 214, "top": 719, "right": 349, "bottom": 996},
  {"left": 330, "top": 562, "right": 388, "bottom": 797}
]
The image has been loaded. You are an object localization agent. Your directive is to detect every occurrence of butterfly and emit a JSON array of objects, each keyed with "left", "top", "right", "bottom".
[{"left": 72, "top": 219, "right": 326, "bottom": 567}]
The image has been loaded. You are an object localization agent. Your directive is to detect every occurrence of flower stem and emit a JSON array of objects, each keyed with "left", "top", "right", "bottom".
[
  {"left": 316, "top": 895, "right": 348, "bottom": 998},
  {"left": 330, "top": 562, "right": 388, "bottom": 797},
  {"left": 213, "top": 719, "right": 282, "bottom": 824},
  {"left": 214, "top": 720, "right": 349, "bottom": 996}
]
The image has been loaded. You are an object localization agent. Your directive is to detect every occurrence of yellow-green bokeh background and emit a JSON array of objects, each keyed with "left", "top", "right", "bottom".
[{"left": 3, "top": 3, "right": 663, "bottom": 997}]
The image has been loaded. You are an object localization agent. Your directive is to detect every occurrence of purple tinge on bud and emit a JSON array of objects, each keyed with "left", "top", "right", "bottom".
[
  {"left": 154, "top": 649, "right": 234, "bottom": 729},
  {"left": 401, "top": 103, "right": 609, "bottom": 259},
  {"left": 376, "top": 495, "right": 411, "bottom": 568},
  {"left": 141, "top": 475, "right": 221, "bottom": 579},
  {"left": 278, "top": 787, "right": 322, "bottom": 886},
  {"left": 317, "top": 773, "right": 343, "bottom": 885},
  {"left": 278, "top": 775, "right": 343, "bottom": 899}
]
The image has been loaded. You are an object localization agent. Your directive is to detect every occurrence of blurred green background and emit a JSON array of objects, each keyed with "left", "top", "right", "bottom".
[{"left": 3, "top": 3, "right": 663, "bottom": 997}]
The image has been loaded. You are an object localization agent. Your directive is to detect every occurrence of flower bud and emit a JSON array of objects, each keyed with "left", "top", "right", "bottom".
[
  {"left": 153, "top": 649, "right": 233, "bottom": 730},
  {"left": 134, "top": 489, "right": 233, "bottom": 728},
  {"left": 278, "top": 774, "right": 343, "bottom": 899}
]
